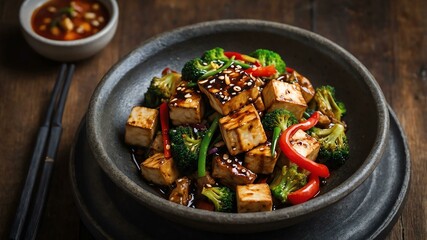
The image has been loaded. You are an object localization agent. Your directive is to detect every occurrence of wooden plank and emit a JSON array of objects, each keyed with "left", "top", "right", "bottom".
[{"left": 313, "top": 0, "right": 427, "bottom": 239}]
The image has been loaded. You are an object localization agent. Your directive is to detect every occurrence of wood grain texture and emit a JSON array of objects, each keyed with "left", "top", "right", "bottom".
[{"left": 0, "top": 0, "right": 425, "bottom": 239}]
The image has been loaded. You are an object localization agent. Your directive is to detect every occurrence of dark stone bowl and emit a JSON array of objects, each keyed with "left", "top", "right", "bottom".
[{"left": 86, "top": 19, "right": 389, "bottom": 233}]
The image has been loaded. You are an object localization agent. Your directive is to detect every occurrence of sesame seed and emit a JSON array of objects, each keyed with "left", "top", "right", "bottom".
[
  {"left": 218, "top": 76, "right": 225, "bottom": 80},
  {"left": 177, "top": 87, "right": 182, "bottom": 91},
  {"left": 223, "top": 154, "right": 229, "bottom": 160},
  {"left": 206, "top": 184, "right": 212, "bottom": 188},
  {"left": 207, "top": 85, "right": 212, "bottom": 88},
  {"left": 166, "top": 144, "right": 171, "bottom": 150},
  {"left": 184, "top": 93, "right": 191, "bottom": 98},
  {"left": 241, "top": 169, "right": 247, "bottom": 173},
  {"left": 209, "top": 79, "right": 215, "bottom": 84},
  {"left": 227, "top": 159, "right": 232, "bottom": 164},
  {"left": 247, "top": 82, "right": 253, "bottom": 86},
  {"left": 199, "top": 79, "right": 208, "bottom": 84},
  {"left": 233, "top": 86, "right": 241, "bottom": 92},
  {"left": 248, "top": 97, "right": 253, "bottom": 101},
  {"left": 171, "top": 98, "right": 178, "bottom": 102}
]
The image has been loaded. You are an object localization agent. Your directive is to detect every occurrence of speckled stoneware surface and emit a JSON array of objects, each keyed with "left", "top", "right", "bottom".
[
  {"left": 86, "top": 19, "right": 389, "bottom": 232},
  {"left": 71, "top": 109, "right": 409, "bottom": 239}
]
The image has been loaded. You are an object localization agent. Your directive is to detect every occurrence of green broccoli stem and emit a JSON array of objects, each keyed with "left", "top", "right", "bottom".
[
  {"left": 198, "top": 116, "right": 220, "bottom": 177},
  {"left": 199, "top": 57, "right": 234, "bottom": 80},
  {"left": 184, "top": 135, "right": 201, "bottom": 152},
  {"left": 271, "top": 126, "right": 281, "bottom": 157}
]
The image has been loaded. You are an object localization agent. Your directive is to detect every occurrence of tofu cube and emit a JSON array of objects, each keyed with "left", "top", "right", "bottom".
[
  {"left": 244, "top": 143, "right": 278, "bottom": 174},
  {"left": 198, "top": 65, "right": 260, "bottom": 115},
  {"left": 281, "top": 70, "right": 315, "bottom": 103},
  {"left": 277, "top": 129, "right": 320, "bottom": 167},
  {"left": 236, "top": 183, "right": 272, "bottom": 213},
  {"left": 219, "top": 104, "right": 267, "bottom": 155},
  {"left": 262, "top": 80, "right": 307, "bottom": 119},
  {"left": 169, "top": 177, "right": 191, "bottom": 206},
  {"left": 212, "top": 153, "right": 257, "bottom": 188},
  {"left": 140, "top": 153, "right": 179, "bottom": 186},
  {"left": 169, "top": 81, "right": 205, "bottom": 125},
  {"left": 253, "top": 96, "right": 265, "bottom": 112},
  {"left": 125, "top": 106, "right": 159, "bottom": 147}
]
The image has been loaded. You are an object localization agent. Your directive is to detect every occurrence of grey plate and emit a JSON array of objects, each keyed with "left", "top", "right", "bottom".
[{"left": 69, "top": 108, "right": 410, "bottom": 240}]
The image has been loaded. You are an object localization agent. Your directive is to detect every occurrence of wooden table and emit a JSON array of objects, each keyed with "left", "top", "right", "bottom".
[{"left": 0, "top": 0, "right": 425, "bottom": 239}]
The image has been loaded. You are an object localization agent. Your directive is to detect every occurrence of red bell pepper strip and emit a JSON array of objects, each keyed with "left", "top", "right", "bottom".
[
  {"left": 288, "top": 174, "right": 320, "bottom": 205},
  {"left": 245, "top": 65, "right": 277, "bottom": 77},
  {"left": 286, "top": 67, "right": 295, "bottom": 73},
  {"left": 159, "top": 102, "right": 171, "bottom": 159},
  {"left": 224, "top": 51, "right": 258, "bottom": 63},
  {"left": 278, "top": 111, "right": 330, "bottom": 178},
  {"left": 161, "top": 67, "right": 177, "bottom": 75}
]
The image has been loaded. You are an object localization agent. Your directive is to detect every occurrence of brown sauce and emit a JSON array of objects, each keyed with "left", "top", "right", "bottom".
[{"left": 31, "top": 0, "right": 109, "bottom": 41}]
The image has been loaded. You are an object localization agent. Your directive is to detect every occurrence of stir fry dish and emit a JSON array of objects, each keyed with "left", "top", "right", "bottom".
[{"left": 124, "top": 48, "right": 349, "bottom": 213}]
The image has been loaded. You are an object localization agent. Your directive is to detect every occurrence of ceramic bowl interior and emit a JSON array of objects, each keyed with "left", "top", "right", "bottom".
[
  {"left": 87, "top": 20, "right": 389, "bottom": 233},
  {"left": 19, "top": 0, "right": 118, "bottom": 61}
]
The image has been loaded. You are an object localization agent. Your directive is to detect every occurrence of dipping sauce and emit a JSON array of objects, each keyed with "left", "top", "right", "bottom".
[{"left": 31, "top": 0, "right": 109, "bottom": 41}]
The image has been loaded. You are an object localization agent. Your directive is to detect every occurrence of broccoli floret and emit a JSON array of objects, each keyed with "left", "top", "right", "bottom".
[
  {"left": 202, "top": 47, "right": 251, "bottom": 69},
  {"left": 143, "top": 72, "right": 181, "bottom": 108},
  {"left": 262, "top": 109, "right": 298, "bottom": 131},
  {"left": 181, "top": 58, "right": 221, "bottom": 82},
  {"left": 313, "top": 85, "right": 346, "bottom": 123},
  {"left": 201, "top": 186, "right": 235, "bottom": 212},
  {"left": 169, "top": 126, "right": 206, "bottom": 174},
  {"left": 269, "top": 165, "right": 307, "bottom": 203},
  {"left": 262, "top": 109, "right": 298, "bottom": 156},
  {"left": 311, "top": 123, "right": 349, "bottom": 169},
  {"left": 201, "top": 47, "right": 229, "bottom": 63},
  {"left": 250, "top": 49, "right": 286, "bottom": 74}
]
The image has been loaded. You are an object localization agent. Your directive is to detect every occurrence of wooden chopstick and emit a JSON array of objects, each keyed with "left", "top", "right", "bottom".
[{"left": 9, "top": 63, "right": 75, "bottom": 240}]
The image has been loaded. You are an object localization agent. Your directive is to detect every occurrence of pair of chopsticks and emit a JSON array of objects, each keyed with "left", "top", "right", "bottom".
[{"left": 9, "top": 63, "right": 75, "bottom": 240}]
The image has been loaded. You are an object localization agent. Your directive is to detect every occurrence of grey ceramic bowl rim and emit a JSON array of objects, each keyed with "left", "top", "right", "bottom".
[
  {"left": 19, "top": 0, "right": 119, "bottom": 47},
  {"left": 87, "top": 19, "right": 389, "bottom": 225}
]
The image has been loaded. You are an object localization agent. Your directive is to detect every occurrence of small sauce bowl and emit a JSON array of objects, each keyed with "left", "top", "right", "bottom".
[{"left": 19, "top": 0, "right": 119, "bottom": 62}]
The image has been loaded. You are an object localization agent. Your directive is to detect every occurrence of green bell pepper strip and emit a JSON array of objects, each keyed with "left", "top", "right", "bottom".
[{"left": 198, "top": 116, "right": 220, "bottom": 177}]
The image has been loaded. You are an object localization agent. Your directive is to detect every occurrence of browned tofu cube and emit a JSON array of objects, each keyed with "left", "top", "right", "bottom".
[
  {"left": 169, "top": 177, "right": 191, "bottom": 206},
  {"left": 212, "top": 153, "right": 257, "bottom": 188},
  {"left": 125, "top": 106, "right": 159, "bottom": 147},
  {"left": 279, "top": 70, "right": 315, "bottom": 103},
  {"left": 262, "top": 80, "right": 307, "bottom": 119},
  {"left": 244, "top": 143, "right": 279, "bottom": 174},
  {"left": 277, "top": 129, "right": 320, "bottom": 167},
  {"left": 219, "top": 104, "right": 267, "bottom": 155},
  {"left": 253, "top": 96, "right": 265, "bottom": 112},
  {"left": 169, "top": 81, "right": 205, "bottom": 126},
  {"left": 140, "top": 153, "right": 179, "bottom": 186},
  {"left": 198, "top": 65, "right": 260, "bottom": 115},
  {"left": 236, "top": 183, "right": 272, "bottom": 213}
]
